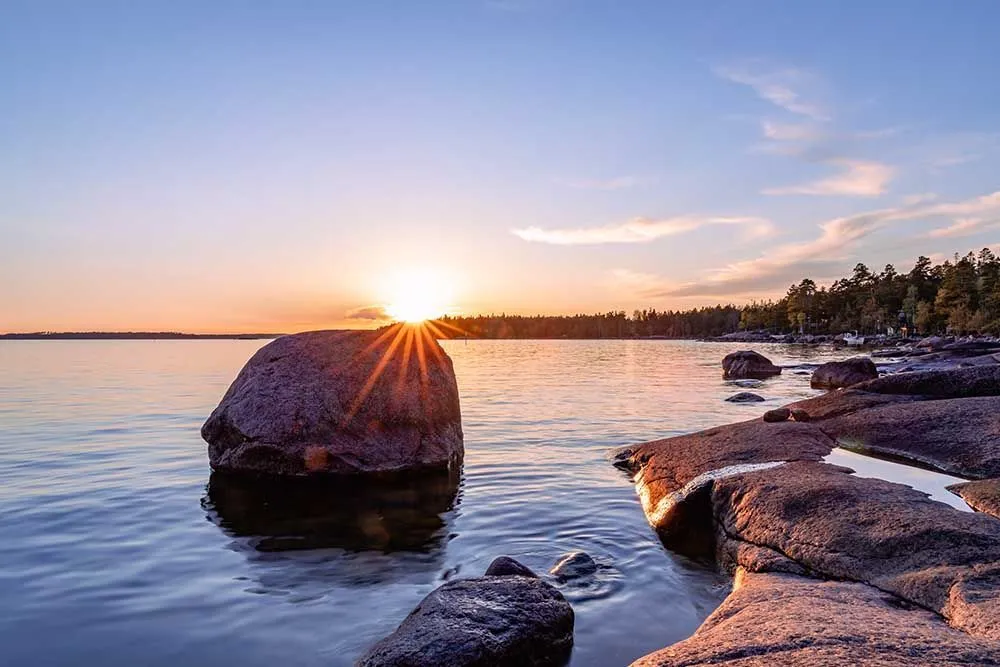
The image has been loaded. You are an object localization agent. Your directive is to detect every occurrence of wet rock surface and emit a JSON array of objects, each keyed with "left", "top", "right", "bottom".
[
  {"left": 810, "top": 356, "right": 878, "bottom": 389},
  {"left": 950, "top": 479, "right": 1000, "bottom": 520},
  {"left": 202, "top": 327, "right": 464, "bottom": 475},
  {"left": 357, "top": 558, "right": 574, "bottom": 667},
  {"left": 632, "top": 570, "right": 1000, "bottom": 666},
  {"left": 721, "top": 350, "right": 782, "bottom": 379},
  {"left": 725, "top": 392, "right": 765, "bottom": 403},
  {"left": 550, "top": 551, "right": 598, "bottom": 580},
  {"left": 485, "top": 556, "right": 539, "bottom": 578}
]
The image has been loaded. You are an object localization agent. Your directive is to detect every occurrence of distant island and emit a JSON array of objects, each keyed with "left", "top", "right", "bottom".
[{"left": 0, "top": 332, "right": 283, "bottom": 340}]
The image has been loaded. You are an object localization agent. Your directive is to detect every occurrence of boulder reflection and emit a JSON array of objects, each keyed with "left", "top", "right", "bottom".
[{"left": 203, "top": 468, "right": 461, "bottom": 553}]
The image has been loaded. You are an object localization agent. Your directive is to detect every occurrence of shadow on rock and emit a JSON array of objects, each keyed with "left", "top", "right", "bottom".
[{"left": 202, "top": 467, "right": 461, "bottom": 553}]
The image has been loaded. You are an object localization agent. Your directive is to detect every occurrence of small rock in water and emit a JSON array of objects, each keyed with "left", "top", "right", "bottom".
[
  {"left": 811, "top": 357, "right": 879, "bottom": 389},
  {"left": 790, "top": 409, "right": 811, "bottom": 422},
  {"left": 732, "top": 379, "right": 765, "bottom": 388},
  {"left": 486, "top": 556, "right": 538, "bottom": 578},
  {"left": 550, "top": 551, "right": 598, "bottom": 580},
  {"left": 722, "top": 350, "right": 782, "bottom": 379},
  {"left": 763, "top": 408, "right": 791, "bottom": 423},
  {"left": 726, "top": 392, "right": 766, "bottom": 403},
  {"left": 358, "top": 557, "right": 574, "bottom": 667}
]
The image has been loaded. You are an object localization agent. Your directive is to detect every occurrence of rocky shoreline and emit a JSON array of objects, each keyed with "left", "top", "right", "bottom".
[
  {"left": 202, "top": 331, "right": 1000, "bottom": 664},
  {"left": 613, "top": 349, "right": 1000, "bottom": 664}
]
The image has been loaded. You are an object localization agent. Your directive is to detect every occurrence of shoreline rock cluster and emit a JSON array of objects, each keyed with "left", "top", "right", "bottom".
[{"left": 613, "top": 350, "right": 1000, "bottom": 664}]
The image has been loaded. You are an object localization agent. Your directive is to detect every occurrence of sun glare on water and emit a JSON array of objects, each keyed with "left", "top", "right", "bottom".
[{"left": 385, "top": 269, "right": 454, "bottom": 323}]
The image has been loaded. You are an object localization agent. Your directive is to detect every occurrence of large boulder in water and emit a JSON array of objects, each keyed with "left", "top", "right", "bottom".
[
  {"left": 810, "top": 356, "right": 878, "bottom": 389},
  {"left": 357, "top": 557, "right": 574, "bottom": 666},
  {"left": 722, "top": 350, "right": 782, "bottom": 379},
  {"left": 202, "top": 327, "right": 463, "bottom": 476}
]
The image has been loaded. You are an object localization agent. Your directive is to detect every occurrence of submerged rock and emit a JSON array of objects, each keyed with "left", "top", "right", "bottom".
[
  {"left": 486, "top": 556, "right": 538, "bottom": 578},
  {"left": 202, "top": 327, "right": 463, "bottom": 476},
  {"left": 762, "top": 407, "right": 790, "bottom": 422},
  {"left": 949, "top": 478, "right": 1000, "bottom": 520},
  {"left": 357, "top": 558, "right": 574, "bottom": 667},
  {"left": 725, "top": 392, "right": 765, "bottom": 403},
  {"left": 811, "top": 357, "right": 878, "bottom": 389},
  {"left": 731, "top": 378, "right": 764, "bottom": 388},
  {"left": 632, "top": 570, "right": 1000, "bottom": 666},
  {"left": 550, "top": 551, "right": 598, "bottom": 580},
  {"left": 721, "top": 350, "right": 782, "bottom": 379}
]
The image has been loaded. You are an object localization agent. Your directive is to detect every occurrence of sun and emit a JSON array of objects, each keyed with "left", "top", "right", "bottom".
[{"left": 384, "top": 269, "right": 454, "bottom": 323}]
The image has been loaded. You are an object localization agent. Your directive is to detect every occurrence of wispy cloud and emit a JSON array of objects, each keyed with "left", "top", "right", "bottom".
[
  {"left": 760, "top": 120, "right": 822, "bottom": 142},
  {"left": 721, "top": 61, "right": 900, "bottom": 198},
  {"left": 512, "top": 216, "right": 774, "bottom": 245},
  {"left": 762, "top": 159, "right": 894, "bottom": 197},
  {"left": 715, "top": 62, "right": 828, "bottom": 120},
  {"left": 926, "top": 217, "right": 1000, "bottom": 239},
  {"left": 345, "top": 305, "right": 390, "bottom": 320},
  {"left": 920, "top": 132, "right": 1000, "bottom": 172},
  {"left": 643, "top": 190, "right": 1000, "bottom": 297}
]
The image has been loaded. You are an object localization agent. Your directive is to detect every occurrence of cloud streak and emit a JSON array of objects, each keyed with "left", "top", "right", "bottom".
[
  {"left": 346, "top": 305, "right": 390, "bottom": 320},
  {"left": 715, "top": 63, "right": 828, "bottom": 120},
  {"left": 512, "top": 216, "right": 774, "bottom": 245},
  {"left": 762, "top": 159, "right": 894, "bottom": 197},
  {"left": 926, "top": 217, "right": 1000, "bottom": 239},
  {"left": 647, "top": 190, "right": 1000, "bottom": 297}
]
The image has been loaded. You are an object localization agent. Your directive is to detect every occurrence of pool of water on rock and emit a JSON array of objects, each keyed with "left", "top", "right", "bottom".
[
  {"left": 0, "top": 339, "right": 863, "bottom": 666},
  {"left": 823, "top": 448, "right": 972, "bottom": 512}
]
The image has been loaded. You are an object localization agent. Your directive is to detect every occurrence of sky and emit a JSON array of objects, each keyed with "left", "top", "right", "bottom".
[{"left": 2, "top": 0, "right": 1000, "bottom": 332}]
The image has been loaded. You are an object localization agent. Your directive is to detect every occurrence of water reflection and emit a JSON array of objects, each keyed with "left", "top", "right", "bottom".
[{"left": 203, "top": 467, "right": 462, "bottom": 552}]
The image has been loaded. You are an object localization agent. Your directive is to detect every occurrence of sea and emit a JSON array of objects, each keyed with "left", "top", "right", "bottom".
[{"left": 0, "top": 339, "right": 857, "bottom": 666}]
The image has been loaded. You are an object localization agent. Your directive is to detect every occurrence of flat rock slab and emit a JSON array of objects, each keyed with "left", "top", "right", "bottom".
[
  {"left": 632, "top": 570, "right": 1000, "bottom": 666},
  {"left": 202, "top": 327, "right": 463, "bottom": 475},
  {"left": 950, "top": 479, "right": 1000, "bottom": 520},
  {"left": 785, "top": 389, "right": 923, "bottom": 421},
  {"left": 357, "top": 562, "right": 574, "bottom": 667},
  {"left": 616, "top": 418, "right": 834, "bottom": 509},
  {"left": 710, "top": 462, "right": 1000, "bottom": 640},
  {"left": 819, "top": 396, "right": 1000, "bottom": 479},
  {"left": 851, "top": 365, "right": 1000, "bottom": 399}
]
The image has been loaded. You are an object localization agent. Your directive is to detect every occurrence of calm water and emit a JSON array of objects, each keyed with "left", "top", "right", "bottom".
[{"left": 0, "top": 340, "right": 852, "bottom": 666}]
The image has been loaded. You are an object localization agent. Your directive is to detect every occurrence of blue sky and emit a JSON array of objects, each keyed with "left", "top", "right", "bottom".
[{"left": 2, "top": 0, "right": 999, "bottom": 331}]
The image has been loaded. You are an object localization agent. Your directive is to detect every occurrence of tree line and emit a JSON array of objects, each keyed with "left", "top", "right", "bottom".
[{"left": 438, "top": 247, "right": 1000, "bottom": 339}]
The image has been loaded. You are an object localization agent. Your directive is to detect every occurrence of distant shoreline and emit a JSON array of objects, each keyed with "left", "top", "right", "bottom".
[{"left": 0, "top": 332, "right": 284, "bottom": 340}]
